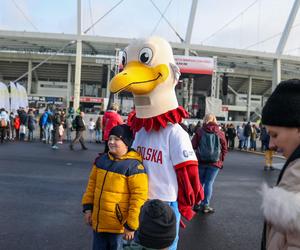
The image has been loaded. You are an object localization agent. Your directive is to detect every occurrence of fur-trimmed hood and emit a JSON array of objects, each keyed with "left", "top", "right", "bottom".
[{"left": 261, "top": 183, "right": 300, "bottom": 233}]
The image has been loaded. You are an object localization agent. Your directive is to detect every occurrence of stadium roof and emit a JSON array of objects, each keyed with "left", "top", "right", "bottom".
[{"left": 1, "top": 30, "right": 300, "bottom": 96}]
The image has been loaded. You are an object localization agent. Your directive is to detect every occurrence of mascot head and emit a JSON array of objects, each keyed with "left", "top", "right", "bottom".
[{"left": 109, "top": 36, "right": 180, "bottom": 118}]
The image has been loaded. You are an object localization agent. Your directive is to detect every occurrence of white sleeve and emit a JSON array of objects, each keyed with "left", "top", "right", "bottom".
[{"left": 169, "top": 125, "right": 197, "bottom": 166}]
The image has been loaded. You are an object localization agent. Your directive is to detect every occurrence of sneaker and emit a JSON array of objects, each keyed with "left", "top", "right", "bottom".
[
  {"left": 193, "top": 204, "right": 203, "bottom": 213},
  {"left": 82, "top": 147, "right": 88, "bottom": 150},
  {"left": 51, "top": 145, "right": 59, "bottom": 150},
  {"left": 270, "top": 166, "right": 275, "bottom": 171},
  {"left": 202, "top": 205, "right": 215, "bottom": 214}
]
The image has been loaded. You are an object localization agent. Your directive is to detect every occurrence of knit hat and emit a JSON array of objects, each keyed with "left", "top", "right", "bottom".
[
  {"left": 137, "top": 199, "right": 176, "bottom": 249},
  {"left": 262, "top": 79, "right": 300, "bottom": 127},
  {"left": 109, "top": 124, "right": 133, "bottom": 147}
]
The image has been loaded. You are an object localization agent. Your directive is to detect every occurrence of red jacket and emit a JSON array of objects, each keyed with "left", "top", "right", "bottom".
[
  {"left": 192, "top": 122, "right": 228, "bottom": 168},
  {"left": 14, "top": 117, "right": 20, "bottom": 130},
  {"left": 102, "top": 110, "right": 123, "bottom": 141}
]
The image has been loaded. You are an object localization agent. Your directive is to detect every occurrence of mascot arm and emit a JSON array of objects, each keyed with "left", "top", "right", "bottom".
[{"left": 175, "top": 160, "right": 204, "bottom": 226}]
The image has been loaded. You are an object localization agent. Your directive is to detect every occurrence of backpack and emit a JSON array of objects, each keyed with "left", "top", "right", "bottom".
[
  {"left": 0, "top": 118, "right": 7, "bottom": 128},
  {"left": 72, "top": 118, "right": 77, "bottom": 130},
  {"left": 198, "top": 131, "right": 221, "bottom": 163},
  {"left": 47, "top": 113, "right": 53, "bottom": 123}
]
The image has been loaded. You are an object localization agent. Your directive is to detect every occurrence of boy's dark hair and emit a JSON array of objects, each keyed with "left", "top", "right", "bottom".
[{"left": 137, "top": 199, "right": 176, "bottom": 249}]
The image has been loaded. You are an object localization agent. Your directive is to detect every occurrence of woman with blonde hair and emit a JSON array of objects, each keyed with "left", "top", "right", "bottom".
[
  {"left": 203, "top": 113, "right": 217, "bottom": 124},
  {"left": 192, "top": 113, "right": 228, "bottom": 213}
]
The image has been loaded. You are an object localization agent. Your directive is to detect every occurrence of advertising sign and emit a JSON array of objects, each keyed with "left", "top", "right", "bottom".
[
  {"left": 174, "top": 56, "right": 214, "bottom": 75},
  {"left": 118, "top": 51, "right": 214, "bottom": 75},
  {"left": 71, "top": 96, "right": 104, "bottom": 103}
]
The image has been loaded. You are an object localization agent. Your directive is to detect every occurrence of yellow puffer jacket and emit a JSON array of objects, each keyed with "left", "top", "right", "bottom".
[{"left": 82, "top": 150, "right": 148, "bottom": 233}]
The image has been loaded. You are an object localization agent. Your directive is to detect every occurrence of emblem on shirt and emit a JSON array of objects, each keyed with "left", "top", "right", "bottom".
[
  {"left": 183, "top": 150, "right": 188, "bottom": 158},
  {"left": 183, "top": 150, "right": 194, "bottom": 158}
]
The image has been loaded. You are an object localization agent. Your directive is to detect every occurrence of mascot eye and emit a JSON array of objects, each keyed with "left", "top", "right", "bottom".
[
  {"left": 121, "top": 51, "right": 127, "bottom": 67},
  {"left": 139, "top": 48, "right": 153, "bottom": 64}
]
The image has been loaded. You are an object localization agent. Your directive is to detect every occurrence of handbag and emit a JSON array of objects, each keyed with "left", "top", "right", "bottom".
[{"left": 20, "top": 124, "right": 26, "bottom": 134}]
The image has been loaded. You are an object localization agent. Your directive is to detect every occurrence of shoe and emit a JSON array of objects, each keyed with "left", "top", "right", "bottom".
[
  {"left": 82, "top": 147, "right": 88, "bottom": 150},
  {"left": 51, "top": 145, "right": 59, "bottom": 150},
  {"left": 270, "top": 166, "right": 275, "bottom": 171},
  {"left": 193, "top": 204, "right": 203, "bottom": 213},
  {"left": 202, "top": 205, "right": 215, "bottom": 214}
]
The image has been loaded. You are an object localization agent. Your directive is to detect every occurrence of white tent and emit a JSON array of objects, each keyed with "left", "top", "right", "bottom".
[{"left": 0, "top": 82, "right": 10, "bottom": 111}]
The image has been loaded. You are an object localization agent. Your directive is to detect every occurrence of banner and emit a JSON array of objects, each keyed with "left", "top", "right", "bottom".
[
  {"left": 205, "top": 96, "right": 222, "bottom": 116},
  {"left": 0, "top": 82, "right": 10, "bottom": 111},
  {"left": 16, "top": 82, "right": 28, "bottom": 109},
  {"left": 174, "top": 56, "right": 214, "bottom": 75},
  {"left": 10, "top": 82, "right": 19, "bottom": 112},
  {"left": 119, "top": 53, "right": 215, "bottom": 75}
]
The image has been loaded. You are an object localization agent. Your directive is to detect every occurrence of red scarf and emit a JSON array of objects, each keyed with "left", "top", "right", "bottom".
[{"left": 128, "top": 106, "right": 189, "bottom": 132}]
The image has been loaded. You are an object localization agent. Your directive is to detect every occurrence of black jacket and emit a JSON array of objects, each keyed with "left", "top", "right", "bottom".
[{"left": 75, "top": 115, "right": 85, "bottom": 131}]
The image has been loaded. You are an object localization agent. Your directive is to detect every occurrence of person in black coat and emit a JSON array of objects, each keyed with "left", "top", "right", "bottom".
[
  {"left": 51, "top": 110, "right": 61, "bottom": 149},
  {"left": 244, "top": 122, "right": 252, "bottom": 149},
  {"left": 70, "top": 111, "right": 87, "bottom": 150},
  {"left": 227, "top": 124, "right": 236, "bottom": 150}
]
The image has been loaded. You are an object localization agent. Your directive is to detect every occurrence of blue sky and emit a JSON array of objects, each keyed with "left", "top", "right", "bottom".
[{"left": 1, "top": 0, "right": 300, "bottom": 55}]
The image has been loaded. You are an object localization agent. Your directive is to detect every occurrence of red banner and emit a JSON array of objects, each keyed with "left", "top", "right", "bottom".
[{"left": 71, "top": 96, "right": 104, "bottom": 103}]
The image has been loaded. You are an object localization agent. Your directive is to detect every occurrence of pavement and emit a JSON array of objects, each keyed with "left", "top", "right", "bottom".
[{"left": 0, "top": 141, "right": 285, "bottom": 250}]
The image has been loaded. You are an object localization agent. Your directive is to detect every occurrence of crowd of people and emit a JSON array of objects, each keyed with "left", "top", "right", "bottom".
[{"left": 0, "top": 104, "right": 269, "bottom": 156}]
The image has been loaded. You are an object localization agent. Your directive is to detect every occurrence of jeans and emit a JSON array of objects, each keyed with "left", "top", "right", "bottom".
[
  {"left": 95, "top": 129, "right": 102, "bottom": 142},
  {"left": 45, "top": 124, "right": 52, "bottom": 143},
  {"left": 250, "top": 140, "right": 256, "bottom": 150},
  {"left": 238, "top": 139, "right": 245, "bottom": 149},
  {"left": 28, "top": 129, "right": 34, "bottom": 141},
  {"left": 165, "top": 201, "right": 180, "bottom": 250},
  {"left": 92, "top": 232, "right": 123, "bottom": 250},
  {"left": 244, "top": 137, "right": 250, "bottom": 149},
  {"left": 199, "top": 165, "right": 220, "bottom": 206},
  {"left": 88, "top": 129, "right": 94, "bottom": 142}
]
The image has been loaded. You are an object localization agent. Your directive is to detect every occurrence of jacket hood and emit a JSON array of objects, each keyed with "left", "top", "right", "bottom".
[
  {"left": 203, "top": 122, "right": 220, "bottom": 133},
  {"left": 261, "top": 182, "right": 300, "bottom": 233},
  {"left": 108, "top": 149, "right": 143, "bottom": 162}
]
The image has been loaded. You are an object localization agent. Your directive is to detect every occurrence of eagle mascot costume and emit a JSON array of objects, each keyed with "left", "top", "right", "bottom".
[{"left": 110, "top": 36, "right": 203, "bottom": 249}]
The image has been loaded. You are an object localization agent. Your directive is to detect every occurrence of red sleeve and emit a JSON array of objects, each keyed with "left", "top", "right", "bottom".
[
  {"left": 117, "top": 114, "right": 123, "bottom": 125},
  {"left": 102, "top": 114, "right": 106, "bottom": 129},
  {"left": 218, "top": 131, "right": 228, "bottom": 162},
  {"left": 175, "top": 161, "right": 204, "bottom": 225}
]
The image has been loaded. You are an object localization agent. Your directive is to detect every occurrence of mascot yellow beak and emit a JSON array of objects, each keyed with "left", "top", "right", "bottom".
[{"left": 110, "top": 61, "right": 169, "bottom": 95}]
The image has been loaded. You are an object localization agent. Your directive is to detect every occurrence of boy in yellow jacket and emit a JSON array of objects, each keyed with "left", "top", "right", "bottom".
[{"left": 82, "top": 124, "right": 148, "bottom": 250}]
